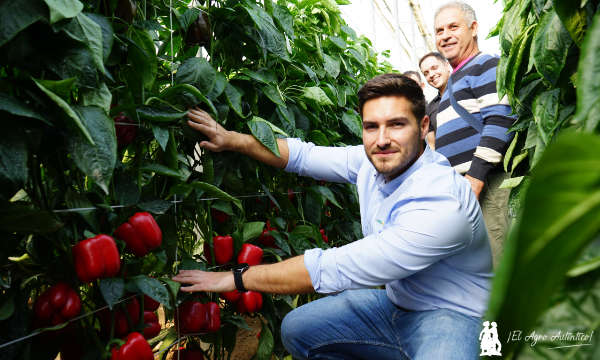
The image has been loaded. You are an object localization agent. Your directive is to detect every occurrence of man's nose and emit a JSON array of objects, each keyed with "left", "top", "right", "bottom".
[{"left": 376, "top": 127, "right": 390, "bottom": 148}]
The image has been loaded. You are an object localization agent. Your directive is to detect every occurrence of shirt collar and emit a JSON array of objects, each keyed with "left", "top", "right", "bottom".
[{"left": 375, "top": 145, "right": 433, "bottom": 196}]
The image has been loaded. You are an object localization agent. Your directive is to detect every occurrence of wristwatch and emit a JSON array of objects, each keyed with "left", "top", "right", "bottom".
[{"left": 232, "top": 263, "right": 249, "bottom": 292}]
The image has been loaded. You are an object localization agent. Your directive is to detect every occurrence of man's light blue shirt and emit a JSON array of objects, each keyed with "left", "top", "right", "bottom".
[{"left": 284, "top": 139, "right": 493, "bottom": 317}]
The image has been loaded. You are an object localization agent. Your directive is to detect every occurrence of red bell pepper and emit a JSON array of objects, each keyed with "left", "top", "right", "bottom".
[
  {"left": 99, "top": 297, "right": 140, "bottom": 338},
  {"left": 114, "top": 112, "right": 137, "bottom": 149},
  {"left": 237, "top": 243, "right": 263, "bottom": 266},
  {"left": 204, "top": 235, "right": 233, "bottom": 265},
  {"left": 220, "top": 290, "right": 241, "bottom": 303},
  {"left": 142, "top": 311, "right": 161, "bottom": 339},
  {"left": 114, "top": 212, "right": 162, "bottom": 257},
  {"left": 236, "top": 291, "right": 263, "bottom": 313},
  {"left": 205, "top": 302, "right": 221, "bottom": 332},
  {"left": 72, "top": 234, "right": 121, "bottom": 283},
  {"left": 319, "top": 229, "right": 329, "bottom": 243},
  {"left": 34, "top": 283, "right": 81, "bottom": 326},
  {"left": 177, "top": 301, "right": 208, "bottom": 334},
  {"left": 143, "top": 294, "right": 160, "bottom": 311},
  {"left": 111, "top": 332, "right": 153, "bottom": 360},
  {"left": 211, "top": 208, "right": 229, "bottom": 223},
  {"left": 258, "top": 221, "right": 276, "bottom": 248}
]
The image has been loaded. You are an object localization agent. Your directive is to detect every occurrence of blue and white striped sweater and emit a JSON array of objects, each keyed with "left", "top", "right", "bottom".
[{"left": 435, "top": 53, "right": 515, "bottom": 180}]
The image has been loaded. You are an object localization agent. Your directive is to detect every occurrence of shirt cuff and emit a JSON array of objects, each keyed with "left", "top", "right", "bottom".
[
  {"left": 283, "top": 138, "right": 303, "bottom": 173},
  {"left": 467, "top": 156, "right": 496, "bottom": 182},
  {"left": 303, "top": 247, "right": 347, "bottom": 293}
]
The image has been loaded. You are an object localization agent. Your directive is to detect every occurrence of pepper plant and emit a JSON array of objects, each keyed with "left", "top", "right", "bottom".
[{"left": 0, "top": 0, "right": 391, "bottom": 359}]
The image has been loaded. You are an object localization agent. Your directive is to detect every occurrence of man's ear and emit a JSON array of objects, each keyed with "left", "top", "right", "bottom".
[
  {"left": 420, "top": 115, "right": 430, "bottom": 139},
  {"left": 471, "top": 20, "right": 479, "bottom": 38}
]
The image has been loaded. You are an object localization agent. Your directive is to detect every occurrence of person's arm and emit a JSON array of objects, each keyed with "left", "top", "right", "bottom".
[
  {"left": 187, "top": 108, "right": 289, "bottom": 168},
  {"left": 172, "top": 255, "right": 314, "bottom": 294}
]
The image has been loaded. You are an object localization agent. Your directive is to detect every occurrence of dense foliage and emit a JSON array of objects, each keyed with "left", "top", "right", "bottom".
[
  {"left": 487, "top": 0, "right": 600, "bottom": 358},
  {"left": 0, "top": 0, "right": 391, "bottom": 359}
]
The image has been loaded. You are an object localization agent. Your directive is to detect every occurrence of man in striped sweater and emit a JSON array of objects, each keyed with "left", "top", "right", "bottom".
[{"left": 433, "top": 2, "right": 515, "bottom": 266}]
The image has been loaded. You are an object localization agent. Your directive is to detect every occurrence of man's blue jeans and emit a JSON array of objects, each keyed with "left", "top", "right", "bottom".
[{"left": 281, "top": 289, "right": 481, "bottom": 359}]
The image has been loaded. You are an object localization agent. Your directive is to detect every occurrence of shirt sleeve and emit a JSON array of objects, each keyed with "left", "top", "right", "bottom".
[
  {"left": 284, "top": 138, "right": 365, "bottom": 184},
  {"left": 466, "top": 57, "right": 516, "bottom": 181},
  {"left": 303, "top": 195, "right": 473, "bottom": 293}
]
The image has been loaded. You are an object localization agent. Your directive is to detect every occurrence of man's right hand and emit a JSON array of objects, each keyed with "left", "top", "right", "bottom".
[{"left": 187, "top": 107, "right": 237, "bottom": 152}]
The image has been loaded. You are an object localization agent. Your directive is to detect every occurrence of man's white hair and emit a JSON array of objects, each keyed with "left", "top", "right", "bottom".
[{"left": 434, "top": 1, "right": 477, "bottom": 26}]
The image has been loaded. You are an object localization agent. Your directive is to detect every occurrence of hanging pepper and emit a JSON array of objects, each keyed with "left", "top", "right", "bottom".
[
  {"left": 72, "top": 234, "right": 121, "bottom": 283},
  {"left": 237, "top": 243, "right": 263, "bottom": 266},
  {"left": 114, "top": 112, "right": 137, "bottom": 149},
  {"left": 205, "top": 302, "right": 221, "bottom": 332},
  {"left": 204, "top": 235, "right": 233, "bottom": 265},
  {"left": 320, "top": 229, "right": 329, "bottom": 243},
  {"left": 173, "top": 348, "right": 205, "bottom": 360},
  {"left": 99, "top": 297, "right": 140, "bottom": 338},
  {"left": 114, "top": 212, "right": 162, "bottom": 257},
  {"left": 258, "top": 221, "right": 276, "bottom": 248},
  {"left": 177, "top": 301, "right": 207, "bottom": 334},
  {"left": 143, "top": 295, "right": 160, "bottom": 311},
  {"left": 34, "top": 283, "right": 81, "bottom": 326},
  {"left": 236, "top": 291, "right": 263, "bottom": 313},
  {"left": 142, "top": 311, "right": 161, "bottom": 339},
  {"left": 220, "top": 290, "right": 241, "bottom": 303},
  {"left": 211, "top": 208, "right": 229, "bottom": 224},
  {"left": 111, "top": 332, "right": 153, "bottom": 360}
]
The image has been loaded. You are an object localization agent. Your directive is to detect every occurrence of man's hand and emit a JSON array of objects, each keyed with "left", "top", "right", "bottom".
[
  {"left": 465, "top": 174, "right": 485, "bottom": 200},
  {"left": 187, "top": 108, "right": 237, "bottom": 152},
  {"left": 172, "top": 269, "right": 235, "bottom": 293}
]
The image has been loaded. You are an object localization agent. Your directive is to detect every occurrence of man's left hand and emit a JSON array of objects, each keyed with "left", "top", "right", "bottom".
[
  {"left": 465, "top": 175, "right": 485, "bottom": 200},
  {"left": 172, "top": 270, "right": 235, "bottom": 293}
]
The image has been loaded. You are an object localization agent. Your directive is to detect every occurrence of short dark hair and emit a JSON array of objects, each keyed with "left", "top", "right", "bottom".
[
  {"left": 403, "top": 70, "right": 422, "bottom": 82},
  {"left": 357, "top": 73, "right": 426, "bottom": 122},
  {"left": 418, "top": 52, "right": 447, "bottom": 68}
]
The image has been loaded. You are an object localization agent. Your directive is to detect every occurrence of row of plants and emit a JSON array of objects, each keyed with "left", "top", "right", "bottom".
[
  {"left": 0, "top": 0, "right": 391, "bottom": 359},
  {"left": 487, "top": 0, "right": 600, "bottom": 358}
]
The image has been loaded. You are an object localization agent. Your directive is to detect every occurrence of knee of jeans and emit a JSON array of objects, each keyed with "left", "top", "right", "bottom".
[{"left": 281, "top": 309, "right": 310, "bottom": 357}]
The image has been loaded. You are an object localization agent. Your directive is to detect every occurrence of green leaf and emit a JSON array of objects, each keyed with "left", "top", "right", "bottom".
[
  {"left": 554, "top": 0, "right": 587, "bottom": 46},
  {"left": 567, "top": 256, "right": 600, "bottom": 277},
  {"left": 256, "top": 322, "right": 274, "bottom": 360},
  {"left": 239, "top": 69, "right": 277, "bottom": 84},
  {"left": 47, "top": 46, "right": 99, "bottom": 89},
  {"left": 248, "top": 116, "right": 281, "bottom": 157},
  {"left": 323, "top": 54, "right": 341, "bottom": 78},
  {"left": 503, "top": 132, "right": 519, "bottom": 172},
  {"left": 68, "top": 106, "right": 116, "bottom": 194},
  {"left": 190, "top": 181, "right": 243, "bottom": 212},
  {"left": 302, "top": 86, "right": 333, "bottom": 106},
  {"left": 273, "top": 4, "right": 294, "bottom": 39},
  {"left": 276, "top": 105, "right": 296, "bottom": 135},
  {"left": 0, "top": 0, "right": 46, "bottom": 47},
  {"left": 65, "top": 189, "right": 99, "bottom": 231},
  {"left": 140, "top": 163, "right": 183, "bottom": 179},
  {"left": 152, "top": 125, "right": 169, "bottom": 151},
  {"left": 263, "top": 85, "right": 285, "bottom": 106},
  {"left": 159, "top": 84, "right": 218, "bottom": 116},
  {"left": 291, "top": 225, "right": 317, "bottom": 241},
  {"left": 0, "top": 295, "right": 14, "bottom": 321},
  {"left": 574, "top": 11, "right": 600, "bottom": 133},
  {"left": 126, "top": 28, "right": 157, "bottom": 90},
  {"left": 207, "top": 72, "right": 227, "bottom": 101},
  {"left": 131, "top": 275, "right": 171, "bottom": 309},
  {"left": 37, "top": 77, "right": 76, "bottom": 100},
  {"left": 86, "top": 12, "right": 114, "bottom": 62},
  {"left": 499, "top": 176, "right": 524, "bottom": 189},
  {"left": 309, "top": 130, "right": 329, "bottom": 146},
  {"left": 43, "top": 0, "right": 83, "bottom": 24},
  {"left": 224, "top": 83, "right": 244, "bottom": 118},
  {"left": 0, "top": 131, "right": 28, "bottom": 188},
  {"left": 33, "top": 78, "right": 95, "bottom": 145},
  {"left": 242, "top": 221, "right": 265, "bottom": 242},
  {"left": 532, "top": 10, "right": 573, "bottom": 85},
  {"left": 175, "top": 57, "right": 216, "bottom": 95},
  {"left": 341, "top": 110, "right": 362, "bottom": 138},
  {"left": 74, "top": 13, "right": 105, "bottom": 73},
  {"left": 99, "top": 278, "right": 124, "bottom": 310},
  {"left": 137, "top": 107, "right": 187, "bottom": 123},
  {"left": 315, "top": 186, "right": 342, "bottom": 208},
  {"left": 0, "top": 204, "right": 62, "bottom": 234},
  {"left": 177, "top": 7, "right": 201, "bottom": 32},
  {"left": 243, "top": 2, "right": 290, "bottom": 61},
  {"left": 138, "top": 200, "right": 173, "bottom": 215},
  {"left": 114, "top": 172, "right": 140, "bottom": 207},
  {"left": 487, "top": 131, "right": 600, "bottom": 357},
  {"left": 532, "top": 89, "right": 560, "bottom": 145},
  {"left": 81, "top": 81, "right": 112, "bottom": 113},
  {"left": 0, "top": 93, "right": 48, "bottom": 124}
]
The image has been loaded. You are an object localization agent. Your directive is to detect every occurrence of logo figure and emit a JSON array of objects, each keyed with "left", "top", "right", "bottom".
[{"left": 479, "top": 321, "right": 502, "bottom": 356}]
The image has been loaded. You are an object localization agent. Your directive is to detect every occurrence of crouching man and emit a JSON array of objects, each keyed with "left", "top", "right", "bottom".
[{"left": 173, "top": 74, "right": 492, "bottom": 359}]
